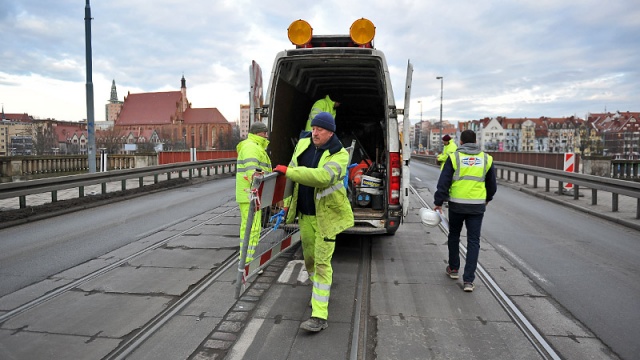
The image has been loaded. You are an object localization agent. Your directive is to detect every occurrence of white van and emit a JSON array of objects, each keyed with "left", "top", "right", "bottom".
[{"left": 250, "top": 18, "right": 413, "bottom": 235}]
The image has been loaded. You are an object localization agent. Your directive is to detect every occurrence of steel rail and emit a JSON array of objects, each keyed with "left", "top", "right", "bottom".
[
  {"left": 350, "top": 237, "right": 372, "bottom": 360},
  {"left": 0, "top": 207, "right": 237, "bottom": 325},
  {"left": 106, "top": 252, "right": 238, "bottom": 360},
  {"left": 410, "top": 185, "right": 561, "bottom": 360}
]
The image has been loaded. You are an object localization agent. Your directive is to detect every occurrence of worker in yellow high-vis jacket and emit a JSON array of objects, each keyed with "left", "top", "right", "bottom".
[
  {"left": 235, "top": 122, "right": 271, "bottom": 264},
  {"left": 304, "top": 95, "right": 341, "bottom": 131},
  {"left": 274, "top": 111, "right": 354, "bottom": 332},
  {"left": 437, "top": 134, "right": 457, "bottom": 170}
]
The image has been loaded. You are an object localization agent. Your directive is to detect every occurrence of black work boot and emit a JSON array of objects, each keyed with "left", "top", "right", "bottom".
[{"left": 300, "top": 317, "right": 328, "bottom": 332}]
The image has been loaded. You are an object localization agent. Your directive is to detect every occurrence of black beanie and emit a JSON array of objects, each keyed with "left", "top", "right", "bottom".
[{"left": 310, "top": 112, "right": 336, "bottom": 132}]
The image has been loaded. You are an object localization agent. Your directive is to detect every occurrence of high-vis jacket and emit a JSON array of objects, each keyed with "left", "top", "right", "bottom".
[
  {"left": 437, "top": 140, "right": 458, "bottom": 170},
  {"left": 448, "top": 150, "right": 493, "bottom": 204},
  {"left": 305, "top": 95, "right": 337, "bottom": 131},
  {"left": 285, "top": 134, "right": 354, "bottom": 238},
  {"left": 235, "top": 133, "right": 271, "bottom": 203}
]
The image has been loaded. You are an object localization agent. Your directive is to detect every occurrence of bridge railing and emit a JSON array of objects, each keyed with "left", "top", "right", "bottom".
[
  {"left": 0, "top": 159, "right": 236, "bottom": 209},
  {"left": 412, "top": 155, "right": 640, "bottom": 219}
]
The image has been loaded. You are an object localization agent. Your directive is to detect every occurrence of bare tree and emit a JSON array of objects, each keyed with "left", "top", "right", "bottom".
[
  {"left": 96, "top": 128, "right": 123, "bottom": 154},
  {"left": 32, "top": 121, "right": 57, "bottom": 155}
]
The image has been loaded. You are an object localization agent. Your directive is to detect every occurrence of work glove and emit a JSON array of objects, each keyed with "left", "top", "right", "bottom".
[{"left": 274, "top": 165, "right": 288, "bottom": 175}]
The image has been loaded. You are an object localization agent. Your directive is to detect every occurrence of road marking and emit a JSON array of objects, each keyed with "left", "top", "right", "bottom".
[
  {"left": 278, "top": 260, "right": 306, "bottom": 283},
  {"left": 496, "top": 244, "right": 550, "bottom": 285},
  {"left": 226, "top": 318, "right": 265, "bottom": 360},
  {"left": 415, "top": 177, "right": 422, "bottom": 182}
]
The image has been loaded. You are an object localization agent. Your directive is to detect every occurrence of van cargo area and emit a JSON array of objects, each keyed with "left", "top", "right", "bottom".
[{"left": 265, "top": 45, "right": 403, "bottom": 234}]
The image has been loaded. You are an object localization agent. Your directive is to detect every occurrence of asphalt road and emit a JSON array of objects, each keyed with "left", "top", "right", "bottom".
[
  {"left": 0, "top": 177, "right": 236, "bottom": 298},
  {"left": 1, "top": 163, "right": 637, "bottom": 359}
]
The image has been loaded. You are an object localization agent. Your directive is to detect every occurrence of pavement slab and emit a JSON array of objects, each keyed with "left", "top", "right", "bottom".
[
  {"left": 1, "top": 291, "right": 170, "bottom": 338},
  {"left": 77, "top": 265, "right": 211, "bottom": 296}
]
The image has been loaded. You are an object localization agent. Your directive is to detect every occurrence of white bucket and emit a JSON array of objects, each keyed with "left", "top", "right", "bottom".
[
  {"left": 361, "top": 175, "right": 382, "bottom": 188},
  {"left": 360, "top": 187, "right": 382, "bottom": 195}
]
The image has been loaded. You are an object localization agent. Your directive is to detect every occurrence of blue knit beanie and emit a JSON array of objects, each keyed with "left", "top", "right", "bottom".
[{"left": 310, "top": 112, "right": 336, "bottom": 132}]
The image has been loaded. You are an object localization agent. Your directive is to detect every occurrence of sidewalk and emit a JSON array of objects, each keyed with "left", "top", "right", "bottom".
[
  {"left": 214, "top": 188, "right": 617, "bottom": 359},
  {"left": 499, "top": 174, "right": 640, "bottom": 231}
]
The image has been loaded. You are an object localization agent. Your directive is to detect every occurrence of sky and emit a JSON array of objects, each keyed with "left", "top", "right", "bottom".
[{"left": 1, "top": 0, "right": 639, "bottom": 125}]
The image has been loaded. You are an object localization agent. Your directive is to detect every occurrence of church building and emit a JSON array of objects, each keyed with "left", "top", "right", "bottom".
[{"left": 112, "top": 76, "right": 232, "bottom": 150}]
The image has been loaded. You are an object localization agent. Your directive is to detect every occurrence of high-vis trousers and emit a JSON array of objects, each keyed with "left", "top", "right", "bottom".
[
  {"left": 239, "top": 203, "right": 262, "bottom": 263},
  {"left": 299, "top": 213, "right": 336, "bottom": 320}
]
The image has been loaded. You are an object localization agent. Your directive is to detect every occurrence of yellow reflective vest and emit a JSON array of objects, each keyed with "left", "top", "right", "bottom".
[
  {"left": 448, "top": 151, "right": 493, "bottom": 204},
  {"left": 437, "top": 141, "right": 458, "bottom": 170},
  {"left": 235, "top": 133, "right": 271, "bottom": 203},
  {"left": 305, "top": 95, "right": 337, "bottom": 131},
  {"left": 285, "top": 136, "right": 354, "bottom": 238}
]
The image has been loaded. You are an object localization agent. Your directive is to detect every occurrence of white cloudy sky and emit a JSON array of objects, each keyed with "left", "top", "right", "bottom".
[{"left": 1, "top": 0, "right": 638, "bottom": 124}]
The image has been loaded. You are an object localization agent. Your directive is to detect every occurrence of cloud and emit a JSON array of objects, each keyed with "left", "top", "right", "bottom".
[{"left": 0, "top": 0, "right": 638, "bottom": 125}]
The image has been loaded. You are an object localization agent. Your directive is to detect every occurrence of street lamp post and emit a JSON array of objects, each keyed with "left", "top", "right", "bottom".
[
  {"left": 417, "top": 100, "right": 423, "bottom": 151},
  {"left": 436, "top": 76, "right": 443, "bottom": 152}
]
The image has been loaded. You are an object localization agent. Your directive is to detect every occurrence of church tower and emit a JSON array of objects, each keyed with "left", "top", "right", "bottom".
[
  {"left": 105, "top": 79, "right": 124, "bottom": 124},
  {"left": 110, "top": 79, "right": 118, "bottom": 102},
  {"left": 180, "top": 75, "right": 189, "bottom": 112}
]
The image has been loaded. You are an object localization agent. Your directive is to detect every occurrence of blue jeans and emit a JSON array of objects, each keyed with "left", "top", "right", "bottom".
[{"left": 447, "top": 210, "right": 484, "bottom": 283}]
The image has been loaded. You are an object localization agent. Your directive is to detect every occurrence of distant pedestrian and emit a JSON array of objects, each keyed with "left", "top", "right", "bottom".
[
  {"left": 236, "top": 122, "right": 271, "bottom": 264},
  {"left": 275, "top": 111, "right": 354, "bottom": 332},
  {"left": 437, "top": 134, "right": 457, "bottom": 170},
  {"left": 434, "top": 129, "right": 496, "bottom": 292}
]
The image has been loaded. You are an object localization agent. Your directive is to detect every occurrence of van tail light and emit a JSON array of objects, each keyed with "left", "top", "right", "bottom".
[{"left": 389, "top": 152, "right": 400, "bottom": 205}]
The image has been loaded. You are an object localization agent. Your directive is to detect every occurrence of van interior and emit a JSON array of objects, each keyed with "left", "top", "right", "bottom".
[{"left": 266, "top": 48, "right": 395, "bottom": 217}]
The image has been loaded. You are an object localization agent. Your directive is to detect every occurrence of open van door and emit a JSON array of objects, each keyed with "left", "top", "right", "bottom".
[
  {"left": 249, "top": 60, "right": 264, "bottom": 125},
  {"left": 401, "top": 60, "right": 413, "bottom": 217}
]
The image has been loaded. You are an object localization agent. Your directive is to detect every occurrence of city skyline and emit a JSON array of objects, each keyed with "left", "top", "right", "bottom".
[{"left": 1, "top": 1, "right": 638, "bottom": 124}]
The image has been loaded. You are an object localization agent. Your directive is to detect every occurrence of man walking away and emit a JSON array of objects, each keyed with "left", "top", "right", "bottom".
[{"left": 434, "top": 130, "right": 496, "bottom": 292}]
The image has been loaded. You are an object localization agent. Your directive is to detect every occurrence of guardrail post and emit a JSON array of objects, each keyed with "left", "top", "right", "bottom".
[
  {"left": 545, "top": 178, "right": 550, "bottom": 192},
  {"left": 79, "top": 186, "right": 85, "bottom": 198},
  {"left": 139, "top": 177, "right": 144, "bottom": 187},
  {"left": 533, "top": 175, "right": 538, "bottom": 188},
  {"left": 612, "top": 193, "right": 619, "bottom": 212},
  {"left": 52, "top": 190, "right": 57, "bottom": 203},
  {"left": 573, "top": 185, "right": 579, "bottom": 200},
  {"left": 592, "top": 189, "right": 597, "bottom": 205},
  {"left": 154, "top": 174, "right": 159, "bottom": 184},
  {"left": 101, "top": 183, "right": 107, "bottom": 194},
  {"left": 121, "top": 179, "right": 127, "bottom": 191},
  {"left": 19, "top": 195, "right": 26, "bottom": 208}
]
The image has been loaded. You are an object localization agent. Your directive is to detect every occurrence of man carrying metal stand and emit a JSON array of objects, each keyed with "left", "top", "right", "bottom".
[{"left": 275, "top": 112, "right": 354, "bottom": 332}]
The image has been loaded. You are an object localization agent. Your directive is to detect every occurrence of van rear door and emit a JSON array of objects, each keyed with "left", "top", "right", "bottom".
[{"left": 401, "top": 61, "right": 413, "bottom": 217}]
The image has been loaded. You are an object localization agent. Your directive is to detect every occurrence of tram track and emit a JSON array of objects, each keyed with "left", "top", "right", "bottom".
[
  {"left": 409, "top": 185, "right": 561, "bottom": 360},
  {"left": 0, "top": 207, "right": 239, "bottom": 326}
]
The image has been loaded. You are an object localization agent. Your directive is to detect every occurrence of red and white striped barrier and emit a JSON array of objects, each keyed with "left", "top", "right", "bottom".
[
  {"left": 564, "top": 153, "right": 575, "bottom": 190},
  {"left": 236, "top": 172, "right": 296, "bottom": 298},
  {"left": 243, "top": 231, "right": 301, "bottom": 279}
]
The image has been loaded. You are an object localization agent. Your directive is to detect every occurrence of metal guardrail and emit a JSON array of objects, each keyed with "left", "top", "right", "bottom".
[
  {"left": 494, "top": 161, "right": 640, "bottom": 219},
  {"left": 412, "top": 154, "right": 640, "bottom": 219},
  {"left": 0, "top": 159, "right": 236, "bottom": 209}
]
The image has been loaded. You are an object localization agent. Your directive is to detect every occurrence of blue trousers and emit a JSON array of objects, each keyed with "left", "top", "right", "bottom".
[{"left": 447, "top": 210, "right": 484, "bottom": 283}]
